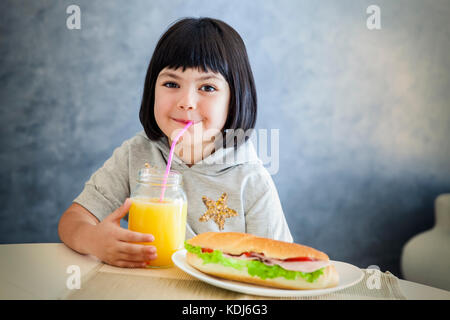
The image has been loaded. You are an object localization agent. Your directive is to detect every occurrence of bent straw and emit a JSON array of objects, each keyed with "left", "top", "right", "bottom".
[{"left": 159, "top": 120, "right": 193, "bottom": 202}]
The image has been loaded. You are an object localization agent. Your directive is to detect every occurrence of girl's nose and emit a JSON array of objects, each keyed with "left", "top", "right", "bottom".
[
  {"left": 178, "top": 104, "right": 195, "bottom": 111},
  {"left": 177, "top": 89, "right": 197, "bottom": 110}
]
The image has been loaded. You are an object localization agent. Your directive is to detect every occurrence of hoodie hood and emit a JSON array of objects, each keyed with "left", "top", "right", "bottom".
[{"left": 148, "top": 133, "right": 262, "bottom": 176}]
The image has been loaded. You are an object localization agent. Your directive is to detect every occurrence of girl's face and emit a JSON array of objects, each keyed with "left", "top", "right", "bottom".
[{"left": 154, "top": 67, "right": 230, "bottom": 146}]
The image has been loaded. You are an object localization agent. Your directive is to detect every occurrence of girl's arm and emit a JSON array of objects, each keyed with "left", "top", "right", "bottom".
[{"left": 58, "top": 203, "right": 99, "bottom": 255}]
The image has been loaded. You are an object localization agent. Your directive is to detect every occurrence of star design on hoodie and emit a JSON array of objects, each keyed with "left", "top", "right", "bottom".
[{"left": 199, "top": 193, "right": 238, "bottom": 230}]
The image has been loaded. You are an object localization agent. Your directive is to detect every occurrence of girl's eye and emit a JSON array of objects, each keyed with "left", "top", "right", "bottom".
[
  {"left": 201, "top": 85, "right": 216, "bottom": 92},
  {"left": 163, "top": 82, "right": 179, "bottom": 88}
]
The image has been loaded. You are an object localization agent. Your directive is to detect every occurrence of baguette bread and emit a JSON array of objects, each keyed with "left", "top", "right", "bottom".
[{"left": 185, "top": 232, "right": 339, "bottom": 290}]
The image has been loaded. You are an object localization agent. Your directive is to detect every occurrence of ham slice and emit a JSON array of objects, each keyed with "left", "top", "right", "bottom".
[{"left": 223, "top": 252, "right": 330, "bottom": 273}]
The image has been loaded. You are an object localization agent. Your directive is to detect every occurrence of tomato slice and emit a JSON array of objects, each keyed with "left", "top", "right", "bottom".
[
  {"left": 241, "top": 252, "right": 314, "bottom": 262},
  {"left": 201, "top": 248, "right": 214, "bottom": 253},
  {"left": 283, "top": 257, "right": 315, "bottom": 262}
]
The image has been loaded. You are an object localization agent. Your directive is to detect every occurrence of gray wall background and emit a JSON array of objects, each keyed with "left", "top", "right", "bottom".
[{"left": 1, "top": 0, "right": 449, "bottom": 278}]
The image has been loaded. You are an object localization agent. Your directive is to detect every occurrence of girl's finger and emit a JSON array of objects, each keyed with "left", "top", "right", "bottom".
[
  {"left": 117, "top": 228, "right": 154, "bottom": 243},
  {"left": 117, "top": 241, "right": 156, "bottom": 256},
  {"left": 109, "top": 198, "right": 132, "bottom": 221},
  {"left": 117, "top": 250, "right": 157, "bottom": 263}
]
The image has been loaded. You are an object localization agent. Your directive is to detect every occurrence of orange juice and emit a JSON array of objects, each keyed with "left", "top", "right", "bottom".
[{"left": 128, "top": 197, "right": 187, "bottom": 267}]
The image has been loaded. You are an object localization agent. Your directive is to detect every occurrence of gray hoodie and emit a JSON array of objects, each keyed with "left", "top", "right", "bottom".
[{"left": 73, "top": 131, "right": 293, "bottom": 242}]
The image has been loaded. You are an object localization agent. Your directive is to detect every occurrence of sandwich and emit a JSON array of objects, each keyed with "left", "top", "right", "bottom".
[{"left": 184, "top": 232, "right": 339, "bottom": 290}]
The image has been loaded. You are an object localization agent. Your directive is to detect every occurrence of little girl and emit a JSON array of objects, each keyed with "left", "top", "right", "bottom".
[{"left": 58, "top": 17, "right": 292, "bottom": 268}]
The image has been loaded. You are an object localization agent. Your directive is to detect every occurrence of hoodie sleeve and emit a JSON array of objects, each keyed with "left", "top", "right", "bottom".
[
  {"left": 73, "top": 139, "right": 131, "bottom": 222},
  {"left": 244, "top": 169, "right": 293, "bottom": 242}
]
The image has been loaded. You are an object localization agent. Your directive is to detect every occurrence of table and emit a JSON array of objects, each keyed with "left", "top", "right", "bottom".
[{"left": 0, "top": 244, "right": 449, "bottom": 300}]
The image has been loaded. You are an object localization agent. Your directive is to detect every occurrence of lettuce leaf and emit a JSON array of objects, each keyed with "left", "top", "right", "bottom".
[{"left": 184, "top": 241, "right": 324, "bottom": 283}]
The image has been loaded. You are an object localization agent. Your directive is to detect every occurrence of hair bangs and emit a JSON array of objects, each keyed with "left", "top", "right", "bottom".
[{"left": 156, "top": 20, "right": 229, "bottom": 78}]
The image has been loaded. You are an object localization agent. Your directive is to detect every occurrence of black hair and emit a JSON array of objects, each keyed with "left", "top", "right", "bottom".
[{"left": 139, "top": 17, "right": 257, "bottom": 148}]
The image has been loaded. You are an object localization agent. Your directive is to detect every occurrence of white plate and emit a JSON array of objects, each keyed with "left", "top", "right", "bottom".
[{"left": 172, "top": 249, "right": 364, "bottom": 297}]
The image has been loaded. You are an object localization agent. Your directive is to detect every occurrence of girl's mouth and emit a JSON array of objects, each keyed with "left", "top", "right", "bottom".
[{"left": 172, "top": 118, "right": 200, "bottom": 125}]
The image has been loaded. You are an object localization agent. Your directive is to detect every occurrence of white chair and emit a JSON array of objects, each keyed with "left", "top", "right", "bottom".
[{"left": 401, "top": 193, "right": 450, "bottom": 291}]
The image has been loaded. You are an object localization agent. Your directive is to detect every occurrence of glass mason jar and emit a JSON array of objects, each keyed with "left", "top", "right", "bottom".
[{"left": 128, "top": 164, "right": 187, "bottom": 268}]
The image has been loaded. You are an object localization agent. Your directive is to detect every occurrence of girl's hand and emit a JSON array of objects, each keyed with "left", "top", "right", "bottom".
[{"left": 90, "top": 198, "right": 157, "bottom": 268}]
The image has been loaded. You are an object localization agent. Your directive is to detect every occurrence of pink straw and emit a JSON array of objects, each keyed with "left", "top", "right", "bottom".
[{"left": 159, "top": 121, "right": 193, "bottom": 202}]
